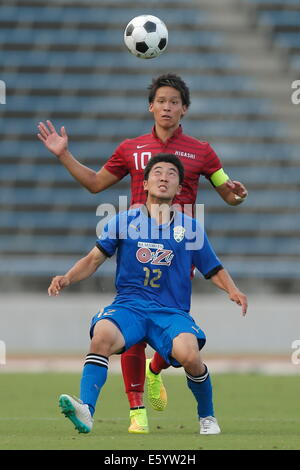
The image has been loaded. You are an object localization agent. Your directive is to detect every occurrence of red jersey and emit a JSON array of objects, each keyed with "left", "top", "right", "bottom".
[{"left": 104, "top": 126, "right": 222, "bottom": 208}]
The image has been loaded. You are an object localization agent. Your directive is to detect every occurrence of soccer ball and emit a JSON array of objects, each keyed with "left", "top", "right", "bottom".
[{"left": 124, "top": 15, "right": 168, "bottom": 59}]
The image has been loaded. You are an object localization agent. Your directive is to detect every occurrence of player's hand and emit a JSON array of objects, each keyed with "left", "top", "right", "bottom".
[
  {"left": 37, "top": 120, "right": 68, "bottom": 158},
  {"left": 48, "top": 275, "right": 70, "bottom": 296},
  {"left": 228, "top": 289, "right": 248, "bottom": 316},
  {"left": 225, "top": 180, "right": 248, "bottom": 199}
]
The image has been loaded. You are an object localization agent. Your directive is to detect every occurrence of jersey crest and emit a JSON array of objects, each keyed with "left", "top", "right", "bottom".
[{"left": 173, "top": 225, "right": 185, "bottom": 243}]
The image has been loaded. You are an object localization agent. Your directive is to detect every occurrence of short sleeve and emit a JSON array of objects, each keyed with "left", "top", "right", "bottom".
[
  {"left": 191, "top": 222, "right": 223, "bottom": 278},
  {"left": 96, "top": 214, "right": 120, "bottom": 257},
  {"left": 202, "top": 143, "right": 223, "bottom": 179},
  {"left": 103, "top": 141, "right": 129, "bottom": 180}
]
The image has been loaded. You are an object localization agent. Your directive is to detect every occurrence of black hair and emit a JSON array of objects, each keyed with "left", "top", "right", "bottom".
[
  {"left": 144, "top": 153, "right": 184, "bottom": 185},
  {"left": 148, "top": 73, "right": 191, "bottom": 108}
]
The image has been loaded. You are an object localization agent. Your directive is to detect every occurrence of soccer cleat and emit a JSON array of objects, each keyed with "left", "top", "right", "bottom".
[
  {"left": 199, "top": 416, "right": 221, "bottom": 435},
  {"left": 59, "top": 394, "right": 93, "bottom": 434},
  {"left": 128, "top": 408, "right": 149, "bottom": 434},
  {"left": 146, "top": 358, "right": 167, "bottom": 411}
]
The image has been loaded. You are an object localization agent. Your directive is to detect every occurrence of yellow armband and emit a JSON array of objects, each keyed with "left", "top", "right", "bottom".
[{"left": 209, "top": 168, "right": 229, "bottom": 187}]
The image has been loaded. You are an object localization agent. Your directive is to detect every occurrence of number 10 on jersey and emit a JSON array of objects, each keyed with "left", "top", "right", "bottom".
[{"left": 133, "top": 152, "right": 152, "bottom": 170}]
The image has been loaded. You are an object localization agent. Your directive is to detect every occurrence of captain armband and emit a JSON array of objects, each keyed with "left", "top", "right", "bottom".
[{"left": 209, "top": 168, "right": 229, "bottom": 188}]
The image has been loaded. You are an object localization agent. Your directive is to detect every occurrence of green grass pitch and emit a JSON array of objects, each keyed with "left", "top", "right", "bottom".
[{"left": 0, "top": 372, "right": 299, "bottom": 450}]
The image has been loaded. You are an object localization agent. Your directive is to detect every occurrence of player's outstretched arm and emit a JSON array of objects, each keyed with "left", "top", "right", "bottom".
[
  {"left": 215, "top": 179, "right": 248, "bottom": 206},
  {"left": 37, "top": 120, "right": 120, "bottom": 193},
  {"left": 48, "top": 247, "right": 107, "bottom": 296},
  {"left": 209, "top": 268, "right": 248, "bottom": 316}
]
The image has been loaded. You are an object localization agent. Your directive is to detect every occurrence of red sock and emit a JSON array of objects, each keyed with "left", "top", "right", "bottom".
[
  {"left": 127, "top": 392, "right": 144, "bottom": 409},
  {"left": 121, "top": 342, "right": 147, "bottom": 409},
  {"left": 150, "top": 352, "right": 170, "bottom": 374}
]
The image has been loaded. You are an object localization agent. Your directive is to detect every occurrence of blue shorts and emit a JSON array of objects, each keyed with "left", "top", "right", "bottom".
[{"left": 89, "top": 299, "right": 206, "bottom": 367}]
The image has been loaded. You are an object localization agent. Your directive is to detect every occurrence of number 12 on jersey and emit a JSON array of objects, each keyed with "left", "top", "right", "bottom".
[{"left": 143, "top": 267, "right": 162, "bottom": 288}]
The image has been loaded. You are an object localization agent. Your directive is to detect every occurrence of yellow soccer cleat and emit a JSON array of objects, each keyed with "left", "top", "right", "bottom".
[
  {"left": 128, "top": 408, "right": 149, "bottom": 434},
  {"left": 146, "top": 358, "right": 167, "bottom": 411}
]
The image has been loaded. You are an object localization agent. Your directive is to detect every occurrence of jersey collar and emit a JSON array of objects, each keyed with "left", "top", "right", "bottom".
[
  {"left": 151, "top": 125, "right": 183, "bottom": 145},
  {"left": 141, "top": 204, "right": 176, "bottom": 228}
]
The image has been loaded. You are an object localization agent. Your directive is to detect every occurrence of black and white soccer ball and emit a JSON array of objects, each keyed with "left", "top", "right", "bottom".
[{"left": 124, "top": 15, "right": 168, "bottom": 59}]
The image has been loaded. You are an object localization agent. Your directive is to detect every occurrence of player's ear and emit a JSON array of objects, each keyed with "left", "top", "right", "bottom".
[
  {"left": 181, "top": 105, "right": 187, "bottom": 118},
  {"left": 176, "top": 184, "right": 182, "bottom": 195},
  {"left": 143, "top": 180, "right": 148, "bottom": 192},
  {"left": 149, "top": 102, "right": 154, "bottom": 113}
]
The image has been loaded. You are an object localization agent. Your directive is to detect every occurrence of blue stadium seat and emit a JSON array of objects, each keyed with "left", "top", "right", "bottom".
[
  {"left": 275, "top": 33, "right": 300, "bottom": 49},
  {"left": 290, "top": 55, "right": 300, "bottom": 71},
  {"left": 224, "top": 166, "right": 300, "bottom": 184},
  {"left": 243, "top": 1, "right": 300, "bottom": 86},
  {"left": 0, "top": 139, "right": 117, "bottom": 160},
  {"left": 0, "top": 255, "right": 115, "bottom": 277},
  {"left": 213, "top": 142, "right": 300, "bottom": 161},
  {"left": 244, "top": 0, "right": 300, "bottom": 4},
  {"left": 0, "top": 28, "right": 227, "bottom": 48},
  {"left": 3, "top": 140, "right": 300, "bottom": 163},
  {"left": 1, "top": 188, "right": 298, "bottom": 210},
  {"left": 1, "top": 164, "right": 299, "bottom": 185},
  {"left": 1, "top": 233, "right": 299, "bottom": 256},
  {"left": 6, "top": 96, "right": 274, "bottom": 116},
  {"left": 205, "top": 213, "right": 300, "bottom": 232},
  {"left": 0, "top": 211, "right": 99, "bottom": 229},
  {"left": 0, "top": 187, "right": 130, "bottom": 207},
  {"left": 2, "top": 255, "right": 300, "bottom": 279},
  {"left": 0, "top": 50, "right": 241, "bottom": 70},
  {"left": 0, "top": 6, "right": 210, "bottom": 25},
  {"left": 1, "top": 73, "right": 259, "bottom": 93},
  {"left": 199, "top": 190, "right": 300, "bottom": 209},
  {"left": 219, "top": 259, "right": 300, "bottom": 279},
  {"left": 0, "top": 117, "right": 290, "bottom": 139},
  {"left": 1, "top": 211, "right": 299, "bottom": 235},
  {"left": 258, "top": 11, "right": 300, "bottom": 27}
]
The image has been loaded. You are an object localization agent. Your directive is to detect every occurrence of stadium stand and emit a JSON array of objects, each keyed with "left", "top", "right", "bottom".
[
  {"left": 242, "top": 0, "right": 300, "bottom": 74},
  {"left": 0, "top": 0, "right": 299, "bottom": 290}
]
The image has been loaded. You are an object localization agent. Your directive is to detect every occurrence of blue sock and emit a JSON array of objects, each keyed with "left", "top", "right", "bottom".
[
  {"left": 80, "top": 354, "right": 109, "bottom": 416},
  {"left": 186, "top": 365, "right": 214, "bottom": 418}
]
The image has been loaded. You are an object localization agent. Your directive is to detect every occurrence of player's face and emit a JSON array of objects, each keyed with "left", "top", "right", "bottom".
[
  {"left": 144, "top": 162, "right": 182, "bottom": 201},
  {"left": 149, "top": 86, "right": 187, "bottom": 130}
]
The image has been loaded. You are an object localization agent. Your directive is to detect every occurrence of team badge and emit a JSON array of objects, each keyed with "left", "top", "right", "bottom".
[{"left": 173, "top": 225, "right": 185, "bottom": 243}]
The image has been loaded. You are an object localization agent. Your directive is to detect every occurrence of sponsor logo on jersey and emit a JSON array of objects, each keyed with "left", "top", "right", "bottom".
[
  {"left": 137, "top": 242, "right": 163, "bottom": 250},
  {"left": 175, "top": 150, "right": 196, "bottom": 160},
  {"left": 136, "top": 242, "right": 174, "bottom": 266}
]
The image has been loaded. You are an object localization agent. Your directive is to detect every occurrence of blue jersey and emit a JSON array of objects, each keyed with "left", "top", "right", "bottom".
[{"left": 96, "top": 207, "right": 222, "bottom": 312}]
